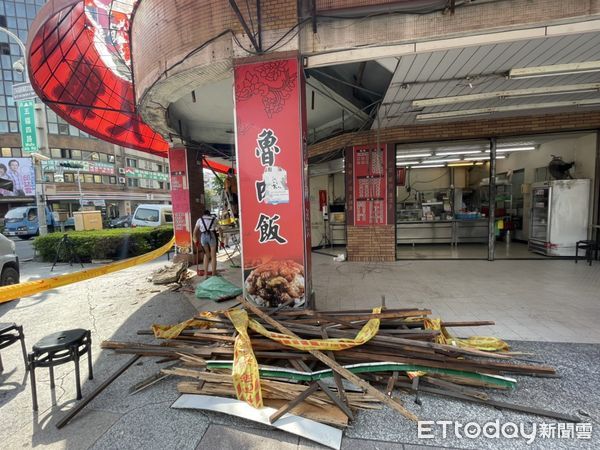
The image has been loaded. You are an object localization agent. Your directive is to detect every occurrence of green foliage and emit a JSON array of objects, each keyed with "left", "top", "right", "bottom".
[{"left": 33, "top": 226, "right": 173, "bottom": 262}]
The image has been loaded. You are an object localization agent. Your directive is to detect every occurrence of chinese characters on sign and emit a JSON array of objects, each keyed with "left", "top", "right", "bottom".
[
  {"left": 255, "top": 213, "right": 287, "bottom": 244},
  {"left": 353, "top": 145, "right": 388, "bottom": 226},
  {"left": 168, "top": 148, "right": 193, "bottom": 253},
  {"left": 43, "top": 160, "right": 115, "bottom": 175},
  {"left": 253, "top": 129, "right": 289, "bottom": 205},
  {"left": 17, "top": 100, "right": 38, "bottom": 155},
  {"left": 234, "top": 58, "right": 310, "bottom": 308},
  {"left": 125, "top": 167, "right": 169, "bottom": 182}
]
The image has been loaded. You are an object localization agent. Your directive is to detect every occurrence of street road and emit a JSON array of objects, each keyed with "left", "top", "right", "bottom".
[{"left": 11, "top": 236, "right": 35, "bottom": 261}]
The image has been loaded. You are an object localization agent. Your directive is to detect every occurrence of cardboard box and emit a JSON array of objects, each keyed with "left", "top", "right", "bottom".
[{"left": 73, "top": 210, "right": 103, "bottom": 231}]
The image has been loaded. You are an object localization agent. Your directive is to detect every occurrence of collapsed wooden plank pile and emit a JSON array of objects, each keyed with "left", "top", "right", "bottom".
[{"left": 101, "top": 297, "right": 576, "bottom": 430}]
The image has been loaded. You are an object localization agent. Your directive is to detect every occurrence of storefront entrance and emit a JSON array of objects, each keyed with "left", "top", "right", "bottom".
[{"left": 394, "top": 131, "right": 598, "bottom": 260}]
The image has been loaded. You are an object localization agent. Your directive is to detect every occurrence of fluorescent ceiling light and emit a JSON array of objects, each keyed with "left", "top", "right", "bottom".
[
  {"left": 425, "top": 158, "right": 461, "bottom": 164},
  {"left": 435, "top": 150, "right": 483, "bottom": 156},
  {"left": 397, "top": 153, "right": 432, "bottom": 158},
  {"left": 448, "top": 162, "right": 485, "bottom": 167},
  {"left": 464, "top": 155, "right": 505, "bottom": 161},
  {"left": 412, "top": 83, "right": 600, "bottom": 107},
  {"left": 397, "top": 161, "right": 420, "bottom": 165},
  {"left": 416, "top": 98, "right": 600, "bottom": 121},
  {"left": 495, "top": 146, "right": 536, "bottom": 152},
  {"left": 417, "top": 111, "right": 491, "bottom": 121},
  {"left": 464, "top": 156, "right": 489, "bottom": 161},
  {"left": 413, "top": 164, "right": 445, "bottom": 169},
  {"left": 509, "top": 61, "right": 600, "bottom": 79}
]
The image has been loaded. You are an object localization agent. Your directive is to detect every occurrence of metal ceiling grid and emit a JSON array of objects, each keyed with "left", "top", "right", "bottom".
[{"left": 377, "top": 31, "right": 600, "bottom": 128}]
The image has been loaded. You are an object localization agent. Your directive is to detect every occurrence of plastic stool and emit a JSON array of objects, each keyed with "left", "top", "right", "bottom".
[
  {"left": 28, "top": 329, "right": 93, "bottom": 411},
  {"left": 0, "top": 323, "right": 27, "bottom": 373}
]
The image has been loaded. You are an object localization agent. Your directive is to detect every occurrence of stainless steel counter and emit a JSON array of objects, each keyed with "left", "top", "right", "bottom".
[{"left": 396, "top": 219, "right": 488, "bottom": 245}]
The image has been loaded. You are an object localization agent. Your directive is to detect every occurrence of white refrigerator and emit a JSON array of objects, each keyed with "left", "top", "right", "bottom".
[{"left": 528, "top": 179, "right": 591, "bottom": 256}]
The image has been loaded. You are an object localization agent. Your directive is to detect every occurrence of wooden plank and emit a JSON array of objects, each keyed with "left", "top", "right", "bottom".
[
  {"left": 320, "top": 327, "right": 348, "bottom": 406},
  {"left": 266, "top": 399, "right": 348, "bottom": 428},
  {"left": 56, "top": 355, "right": 140, "bottom": 429},
  {"left": 269, "top": 382, "right": 319, "bottom": 423},
  {"left": 240, "top": 297, "right": 418, "bottom": 421}
]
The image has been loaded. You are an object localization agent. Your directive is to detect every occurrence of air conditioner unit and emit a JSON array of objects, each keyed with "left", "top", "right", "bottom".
[
  {"left": 118, "top": 168, "right": 126, "bottom": 174},
  {"left": 118, "top": 177, "right": 126, "bottom": 184}
]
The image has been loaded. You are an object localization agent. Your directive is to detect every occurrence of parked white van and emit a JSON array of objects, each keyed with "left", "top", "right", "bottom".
[{"left": 131, "top": 204, "right": 173, "bottom": 227}]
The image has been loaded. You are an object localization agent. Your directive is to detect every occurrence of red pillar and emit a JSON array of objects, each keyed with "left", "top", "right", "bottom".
[
  {"left": 345, "top": 144, "right": 397, "bottom": 262},
  {"left": 233, "top": 57, "right": 311, "bottom": 308},
  {"left": 169, "top": 145, "right": 205, "bottom": 255}
]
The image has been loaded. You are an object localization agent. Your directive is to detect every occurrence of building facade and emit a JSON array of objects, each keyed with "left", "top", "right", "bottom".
[
  {"left": 0, "top": 0, "right": 170, "bottom": 219},
  {"left": 23, "top": 0, "right": 600, "bottom": 272}
]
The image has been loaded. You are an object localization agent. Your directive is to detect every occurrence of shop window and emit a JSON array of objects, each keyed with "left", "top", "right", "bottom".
[
  {"left": 127, "top": 178, "right": 139, "bottom": 187},
  {"left": 64, "top": 173, "right": 74, "bottom": 183},
  {"left": 90, "top": 152, "right": 100, "bottom": 161},
  {"left": 58, "top": 123, "right": 69, "bottom": 135},
  {"left": 71, "top": 149, "right": 82, "bottom": 159},
  {"left": 11, "top": 148, "right": 21, "bottom": 157},
  {"left": 126, "top": 158, "right": 137, "bottom": 168},
  {"left": 0, "top": 16, "right": 7, "bottom": 28},
  {"left": 101, "top": 176, "right": 109, "bottom": 184},
  {"left": 93, "top": 175, "right": 102, "bottom": 183},
  {"left": 109, "top": 176, "right": 117, "bottom": 184},
  {"left": 0, "top": 43, "right": 10, "bottom": 56},
  {"left": 84, "top": 174, "right": 94, "bottom": 184},
  {"left": 158, "top": 181, "right": 164, "bottom": 190},
  {"left": 1, "top": 147, "right": 11, "bottom": 157}
]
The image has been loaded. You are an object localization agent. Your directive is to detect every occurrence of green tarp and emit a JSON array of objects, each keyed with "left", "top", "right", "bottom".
[{"left": 195, "top": 276, "right": 242, "bottom": 302}]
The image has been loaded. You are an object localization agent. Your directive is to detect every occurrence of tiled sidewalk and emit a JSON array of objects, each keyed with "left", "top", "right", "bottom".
[{"left": 311, "top": 253, "right": 600, "bottom": 343}]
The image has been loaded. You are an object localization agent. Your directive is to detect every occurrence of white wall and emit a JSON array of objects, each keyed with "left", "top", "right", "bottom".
[
  {"left": 309, "top": 172, "right": 345, "bottom": 247},
  {"left": 496, "top": 132, "right": 597, "bottom": 239}
]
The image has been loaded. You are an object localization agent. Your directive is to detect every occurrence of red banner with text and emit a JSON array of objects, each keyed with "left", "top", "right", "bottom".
[
  {"left": 169, "top": 147, "right": 193, "bottom": 253},
  {"left": 234, "top": 58, "right": 310, "bottom": 308},
  {"left": 352, "top": 145, "right": 388, "bottom": 226}
]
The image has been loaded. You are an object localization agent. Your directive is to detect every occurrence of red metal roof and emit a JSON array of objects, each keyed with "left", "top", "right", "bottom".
[{"left": 26, "top": 0, "right": 168, "bottom": 155}]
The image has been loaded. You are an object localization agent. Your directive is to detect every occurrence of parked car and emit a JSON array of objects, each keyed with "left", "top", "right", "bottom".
[
  {"left": 0, "top": 233, "right": 19, "bottom": 285},
  {"left": 3, "top": 206, "right": 56, "bottom": 240},
  {"left": 109, "top": 215, "right": 132, "bottom": 228},
  {"left": 131, "top": 204, "right": 173, "bottom": 228}
]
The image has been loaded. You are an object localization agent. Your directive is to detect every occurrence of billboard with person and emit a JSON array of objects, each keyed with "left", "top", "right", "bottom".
[{"left": 0, "top": 158, "right": 35, "bottom": 197}]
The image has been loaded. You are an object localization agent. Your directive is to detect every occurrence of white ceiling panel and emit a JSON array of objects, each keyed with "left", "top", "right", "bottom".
[{"left": 376, "top": 31, "right": 600, "bottom": 128}]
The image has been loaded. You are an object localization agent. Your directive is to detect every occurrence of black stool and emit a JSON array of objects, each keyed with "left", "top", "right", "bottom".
[
  {"left": 28, "top": 329, "right": 93, "bottom": 411},
  {"left": 575, "top": 240, "right": 599, "bottom": 266},
  {"left": 0, "top": 323, "right": 27, "bottom": 373}
]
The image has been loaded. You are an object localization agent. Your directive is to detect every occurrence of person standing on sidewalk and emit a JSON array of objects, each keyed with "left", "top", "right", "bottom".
[{"left": 193, "top": 210, "right": 218, "bottom": 279}]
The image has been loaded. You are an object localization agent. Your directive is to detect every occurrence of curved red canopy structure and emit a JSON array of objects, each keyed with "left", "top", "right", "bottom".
[{"left": 26, "top": 0, "right": 168, "bottom": 154}]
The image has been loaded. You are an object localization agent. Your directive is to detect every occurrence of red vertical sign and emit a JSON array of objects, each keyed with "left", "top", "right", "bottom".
[
  {"left": 169, "top": 147, "right": 193, "bottom": 253},
  {"left": 234, "top": 58, "right": 310, "bottom": 308},
  {"left": 353, "top": 145, "right": 388, "bottom": 226}
]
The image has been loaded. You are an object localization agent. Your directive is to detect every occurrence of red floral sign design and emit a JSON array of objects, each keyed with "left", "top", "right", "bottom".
[{"left": 235, "top": 61, "right": 297, "bottom": 118}]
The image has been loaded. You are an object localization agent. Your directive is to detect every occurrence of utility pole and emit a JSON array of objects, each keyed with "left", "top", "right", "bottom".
[{"left": 0, "top": 26, "right": 49, "bottom": 235}]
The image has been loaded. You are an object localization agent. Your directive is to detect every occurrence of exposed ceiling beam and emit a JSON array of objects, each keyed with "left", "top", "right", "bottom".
[
  {"left": 509, "top": 61, "right": 600, "bottom": 79},
  {"left": 307, "top": 78, "right": 371, "bottom": 122},
  {"left": 416, "top": 98, "right": 600, "bottom": 121},
  {"left": 410, "top": 83, "right": 600, "bottom": 108}
]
